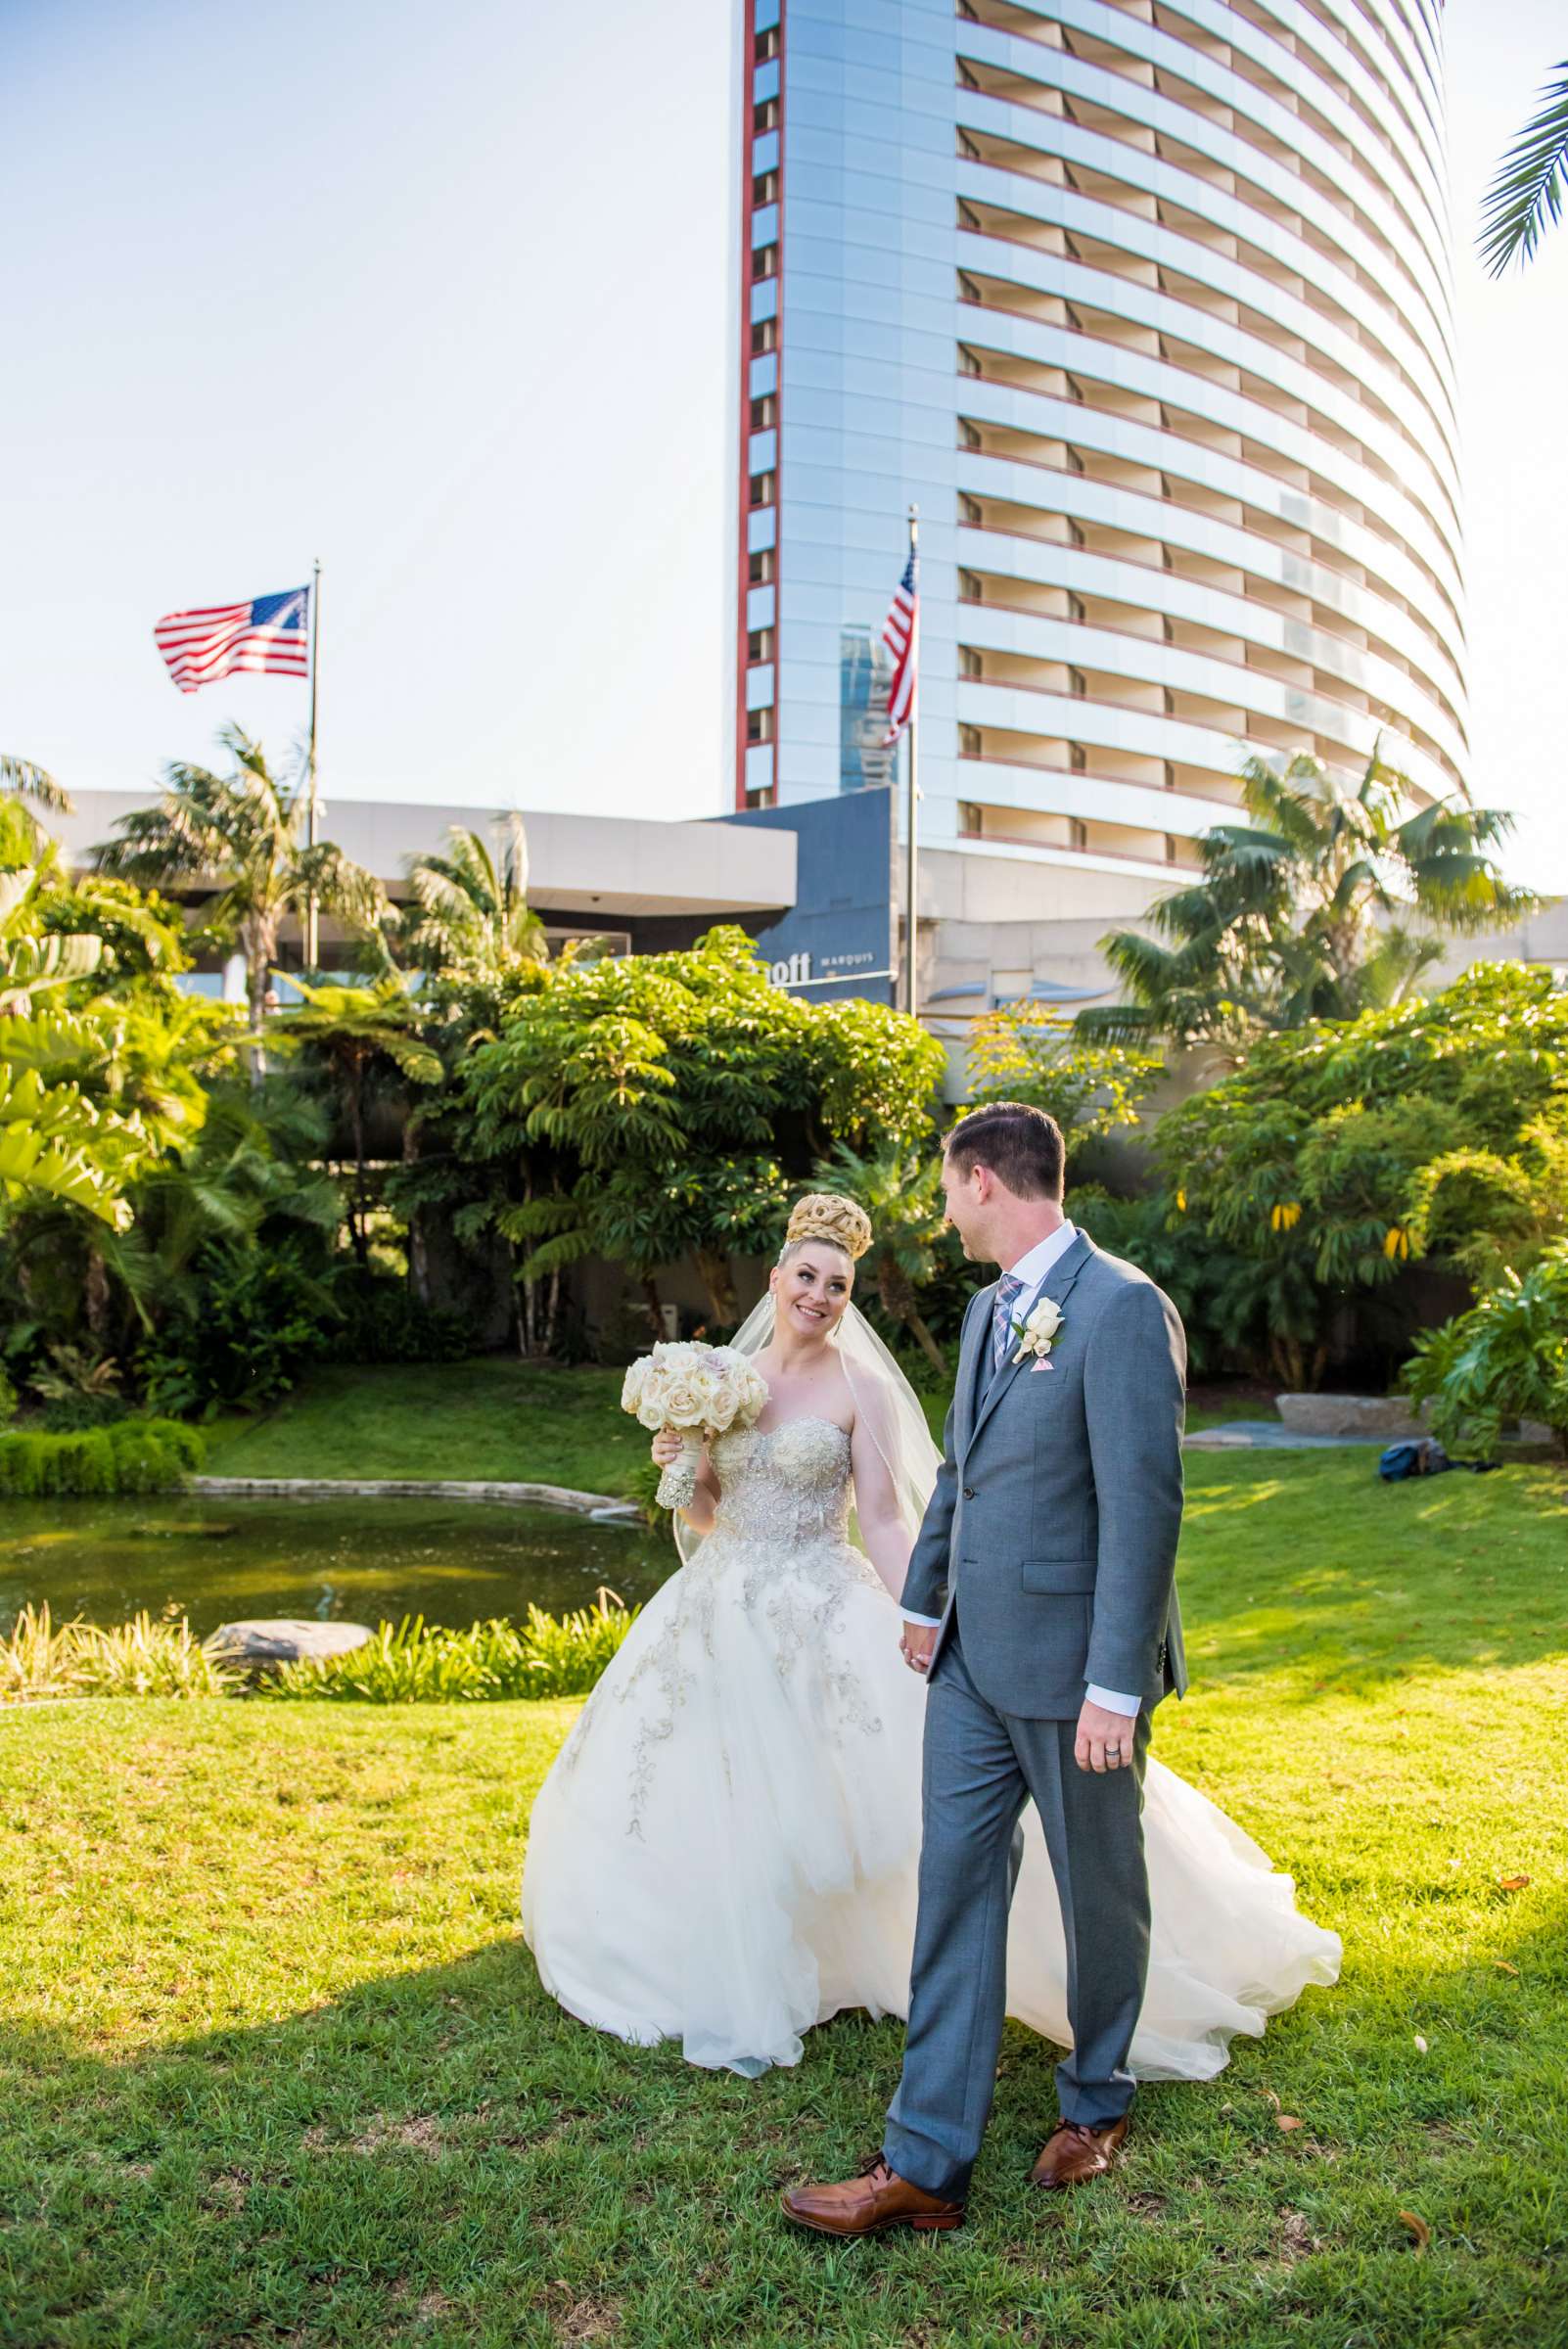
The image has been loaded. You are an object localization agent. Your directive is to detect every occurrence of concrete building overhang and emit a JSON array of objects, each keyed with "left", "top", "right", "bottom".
[{"left": 55, "top": 793, "right": 799, "bottom": 924}]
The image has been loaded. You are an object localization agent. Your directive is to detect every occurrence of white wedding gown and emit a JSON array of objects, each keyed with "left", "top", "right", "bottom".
[{"left": 522, "top": 1416, "right": 1341, "bottom": 2078}]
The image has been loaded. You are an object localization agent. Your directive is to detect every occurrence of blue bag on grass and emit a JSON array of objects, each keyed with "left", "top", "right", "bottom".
[{"left": 1379, "top": 1438, "right": 1451, "bottom": 1481}]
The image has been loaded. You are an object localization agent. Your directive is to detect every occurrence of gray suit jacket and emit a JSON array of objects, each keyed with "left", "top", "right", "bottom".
[{"left": 900, "top": 1231, "right": 1187, "bottom": 1721}]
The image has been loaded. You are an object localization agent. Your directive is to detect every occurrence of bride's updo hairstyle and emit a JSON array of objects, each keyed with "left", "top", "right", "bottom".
[{"left": 776, "top": 1191, "right": 873, "bottom": 1269}]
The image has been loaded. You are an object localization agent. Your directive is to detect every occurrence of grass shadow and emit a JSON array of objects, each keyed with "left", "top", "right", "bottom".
[{"left": 3, "top": 1879, "right": 1564, "bottom": 2349}]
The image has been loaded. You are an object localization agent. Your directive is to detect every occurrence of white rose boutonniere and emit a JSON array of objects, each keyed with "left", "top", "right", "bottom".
[{"left": 1012, "top": 1295, "right": 1064, "bottom": 1369}]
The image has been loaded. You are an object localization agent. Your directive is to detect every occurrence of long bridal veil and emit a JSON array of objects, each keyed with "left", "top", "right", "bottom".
[{"left": 674, "top": 1297, "right": 942, "bottom": 1568}]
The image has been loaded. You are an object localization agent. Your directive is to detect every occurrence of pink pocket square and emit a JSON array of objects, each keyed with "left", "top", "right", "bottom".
[{"left": 1031, "top": 1357, "right": 1055, "bottom": 1373}]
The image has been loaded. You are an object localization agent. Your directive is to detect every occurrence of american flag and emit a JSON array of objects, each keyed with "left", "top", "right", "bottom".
[
  {"left": 153, "top": 585, "right": 311, "bottom": 696},
  {"left": 880, "top": 550, "right": 918, "bottom": 746}
]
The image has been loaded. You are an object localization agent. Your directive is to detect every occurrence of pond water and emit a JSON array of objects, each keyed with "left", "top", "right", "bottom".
[{"left": 0, "top": 1496, "right": 676, "bottom": 1638}]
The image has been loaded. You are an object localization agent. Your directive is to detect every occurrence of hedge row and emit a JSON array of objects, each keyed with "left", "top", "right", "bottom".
[{"left": 0, "top": 1417, "right": 205, "bottom": 1497}]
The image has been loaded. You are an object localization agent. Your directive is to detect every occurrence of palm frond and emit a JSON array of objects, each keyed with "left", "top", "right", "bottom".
[
  {"left": 294, "top": 842, "right": 386, "bottom": 929},
  {"left": 0, "top": 757, "right": 70, "bottom": 814},
  {"left": 1480, "top": 60, "right": 1568, "bottom": 274},
  {"left": 1071, "top": 1000, "right": 1166, "bottom": 1045}
]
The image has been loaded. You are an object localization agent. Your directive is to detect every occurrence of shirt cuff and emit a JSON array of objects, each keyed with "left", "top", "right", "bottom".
[
  {"left": 1086, "top": 1683, "right": 1140, "bottom": 1717},
  {"left": 901, "top": 1611, "right": 943, "bottom": 1629}
]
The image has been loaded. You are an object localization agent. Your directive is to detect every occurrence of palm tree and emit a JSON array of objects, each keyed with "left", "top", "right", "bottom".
[
  {"left": 1, "top": 760, "right": 69, "bottom": 873},
  {"left": 399, "top": 815, "right": 547, "bottom": 975},
  {"left": 94, "top": 726, "right": 384, "bottom": 1077},
  {"left": 811, "top": 1140, "right": 951, "bottom": 1374},
  {"left": 1081, "top": 747, "right": 1535, "bottom": 1059},
  {"left": 271, "top": 977, "right": 442, "bottom": 1263},
  {"left": 1, "top": 756, "right": 69, "bottom": 816},
  {"left": 1480, "top": 60, "right": 1568, "bottom": 275}
]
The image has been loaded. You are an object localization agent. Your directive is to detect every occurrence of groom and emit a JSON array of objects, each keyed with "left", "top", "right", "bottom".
[{"left": 784, "top": 1101, "right": 1187, "bottom": 2234}]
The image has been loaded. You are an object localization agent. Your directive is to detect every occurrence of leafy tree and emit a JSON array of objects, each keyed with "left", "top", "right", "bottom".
[
  {"left": 395, "top": 815, "right": 547, "bottom": 976},
  {"left": 1083, "top": 747, "right": 1534, "bottom": 1061},
  {"left": 454, "top": 928, "right": 945, "bottom": 1328},
  {"left": 0, "top": 820, "right": 158, "bottom": 1226},
  {"left": 94, "top": 725, "right": 384, "bottom": 1075},
  {"left": 1149, "top": 965, "right": 1568, "bottom": 1386},
  {"left": 966, "top": 1009, "right": 1164, "bottom": 1149},
  {"left": 270, "top": 978, "right": 442, "bottom": 1264},
  {"left": 1480, "top": 59, "right": 1568, "bottom": 275}
]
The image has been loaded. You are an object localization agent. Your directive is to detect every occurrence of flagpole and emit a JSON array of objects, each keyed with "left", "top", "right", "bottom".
[
  {"left": 903, "top": 506, "right": 920, "bottom": 1023},
  {"left": 304, "top": 557, "right": 321, "bottom": 969}
]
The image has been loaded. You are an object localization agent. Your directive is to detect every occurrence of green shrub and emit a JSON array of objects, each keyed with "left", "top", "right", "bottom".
[
  {"left": 1405, "top": 1243, "right": 1568, "bottom": 1461},
  {"left": 0, "top": 1417, "right": 205, "bottom": 1497},
  {"left": 136, "top": 1240, "right": 339, "bottom": 1418},
  {"left": 148, "top": 1419, "right": 206, "bottom": 1473},
  {"left": 0, "top": 1368, "right": 17, "bottom": 1428},
  {"left": 72, "top": 1429, "right": 116, "bottom": 1496},
  {"left": 262, "top": 1596, "right": 637, "bottom": 1704},
  {"left": 1, "top": 1605, "right": 242, "bottom": 1703},
  {"left": 332, "top": 1273, "right": 473, "bottom": 1366},
  {"left": 0, "top": 1433, "right": 48, "bottom": 1497},
  {"left": 37, "top": 1392, "right": 130, "bottom": 1434}
]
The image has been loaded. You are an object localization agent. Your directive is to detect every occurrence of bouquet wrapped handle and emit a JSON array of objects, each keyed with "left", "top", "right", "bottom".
[{"left": 655, "top": 1429, "right": 705, "bottom": 1512}]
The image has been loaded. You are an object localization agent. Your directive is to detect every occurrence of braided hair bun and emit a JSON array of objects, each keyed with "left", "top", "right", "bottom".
[{"left": 781, "top": 1192, "right": 873, "bottom": 1263}]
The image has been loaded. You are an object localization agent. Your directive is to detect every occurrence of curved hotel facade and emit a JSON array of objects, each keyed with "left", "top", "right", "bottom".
[{"left": 732, "top": 0, "right": 1467, "bottom": 1004}]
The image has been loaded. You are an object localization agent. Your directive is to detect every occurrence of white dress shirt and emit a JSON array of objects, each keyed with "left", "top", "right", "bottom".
[{"left": 902, "top": 1221, "right": 1141, "bottom": 1720}]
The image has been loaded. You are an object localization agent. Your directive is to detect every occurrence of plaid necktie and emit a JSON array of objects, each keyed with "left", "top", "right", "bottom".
[{"left": 990, "top": 1272, "right": 1026, "bottom": 1380}]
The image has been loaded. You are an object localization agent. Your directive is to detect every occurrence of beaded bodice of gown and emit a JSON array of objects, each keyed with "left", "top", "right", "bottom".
[
  {"left": 706, "top": 1417, "right": 858, "bottom": 1551},
  {"left": 550, "top": 1413, "right": 888, "bottom": 1825}
]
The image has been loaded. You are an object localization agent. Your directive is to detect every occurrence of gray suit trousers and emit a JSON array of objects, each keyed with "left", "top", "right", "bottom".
[{"left": 883, "top": 1622, "right": 1153, "bottom": 2202}]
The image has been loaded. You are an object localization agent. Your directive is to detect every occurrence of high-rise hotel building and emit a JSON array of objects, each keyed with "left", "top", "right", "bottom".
[{"left": 731, "top": 0, "right": 1467, "bottom": 1003}]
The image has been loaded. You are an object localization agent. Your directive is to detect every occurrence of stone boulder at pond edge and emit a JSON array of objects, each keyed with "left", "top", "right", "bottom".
[{"left": 210, "top": 1619, "right": 373, "bottom": 1672}]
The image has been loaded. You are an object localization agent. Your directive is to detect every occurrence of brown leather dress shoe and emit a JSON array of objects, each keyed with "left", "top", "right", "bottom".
[
  {"left": 1030, "top": 2115, "right": 1130, "bottom": 2188},
  {"left": 781, "top": 2155, "right": 965, "bottom": 2236}
]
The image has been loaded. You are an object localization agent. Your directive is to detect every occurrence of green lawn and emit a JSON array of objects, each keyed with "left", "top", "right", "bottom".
[
  {"left": 5, "top": 1452, "right": 1566, "bottom": 2348},
  {"left": 205, "top": 1360, "right": 644, "bottom": 1497},
  {"left": 201, "top": 1358, "right": 1278, "bottom": 1496}
]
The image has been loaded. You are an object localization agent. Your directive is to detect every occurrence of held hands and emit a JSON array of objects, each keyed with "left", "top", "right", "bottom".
[
  {"left": 900, "top": 1622, "right": 937, "bottom": 1677},
  {"left": 650, "top": 1430, "right": 685, "bottom": 1467},
  {"left": 1075, "top": 1698, "right": 1135, "bottom": 1773}
]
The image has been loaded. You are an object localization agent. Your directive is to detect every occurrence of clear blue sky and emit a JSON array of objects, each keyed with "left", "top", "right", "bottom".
[{"left": 3, "top": 0, "right": 1565, "bottom": 889}]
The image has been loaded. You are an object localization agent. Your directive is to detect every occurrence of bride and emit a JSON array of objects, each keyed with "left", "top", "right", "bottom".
[{"left": 522, "top": 1192, "right": 1339, "bottom": 2080}]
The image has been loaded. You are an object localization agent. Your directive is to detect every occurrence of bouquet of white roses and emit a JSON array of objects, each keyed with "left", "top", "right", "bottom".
[{"left": 622, "top": 1341, "right": 770, "bottom": 1510}]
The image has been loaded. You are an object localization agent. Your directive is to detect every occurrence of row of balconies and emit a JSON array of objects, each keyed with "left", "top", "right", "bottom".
[
  {"left": 953, "top": 431, "right": 1463, "bottom": 750},
  {"left": 952, "top": 216, "right": 1458, "bottom": 558},
  {"left": 954, "top": 204, "right": 1457, "bottom": 492},
  {"left": 955, "top": 792, "right": 1207, "bottom": 872},
  {"left": 953, "top": 78, "right": 1450, "bottom": 388},
  {"left": 953, "top": 339, "right": 1461, "bottom": 643},
  {"left": 950, "top": 393, "right": 1465, "bottom": 714},
  {"left": 952, "top": 546, "right": 1460, "bottom": 751},
  {"left": 952, "top": 0, "right": 1449, "bottom": 324}
]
